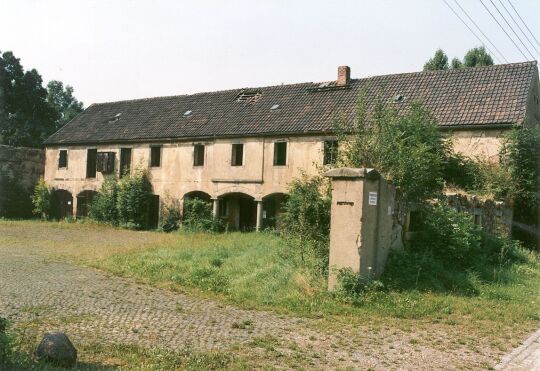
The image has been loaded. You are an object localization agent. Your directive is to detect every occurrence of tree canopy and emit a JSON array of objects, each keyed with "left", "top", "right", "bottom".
[
  {"left": 423, "top": 46, "right": 494, "bottom": 71},
  {"left": 0, "top": 50, "right": 83, "bottom": 147}
]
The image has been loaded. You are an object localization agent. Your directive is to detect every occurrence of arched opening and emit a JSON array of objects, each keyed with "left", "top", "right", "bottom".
[
  {"left": 51, "top": 189, "right": 73, "bottom": 220},
  {"left": 262, "top": 193, "right": 288, "bottom": 229},
  {"left": 182, "top": 191, "right": 212, "bottom": 215},
  {"left": 218, "top": 192, "right": 256, "bottom": 231},
  {"left": 76, "top": 190, "right": 98, "bottom": 217}
]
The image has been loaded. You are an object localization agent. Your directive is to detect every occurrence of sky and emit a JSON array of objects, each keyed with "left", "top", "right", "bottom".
[{"left": 1, "top": 0, "right": 539, "bottom": 106}]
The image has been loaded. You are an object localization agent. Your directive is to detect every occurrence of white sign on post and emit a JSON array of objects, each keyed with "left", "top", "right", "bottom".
[{"left": 368, "top": 192, "right": 377, "bottom": 206}]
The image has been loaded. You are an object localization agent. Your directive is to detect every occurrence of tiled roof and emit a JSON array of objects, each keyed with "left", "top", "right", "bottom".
[{"left": 44, "top": 61, "right": 538, "bottom": 145}]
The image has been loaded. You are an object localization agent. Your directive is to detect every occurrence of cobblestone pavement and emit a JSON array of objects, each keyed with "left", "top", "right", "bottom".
[
  {"left": 495, "top": 329, "right": 540, "bottom": 370},
  {"left": 0, "top": 227, "right": 528, "bottom": 369}
]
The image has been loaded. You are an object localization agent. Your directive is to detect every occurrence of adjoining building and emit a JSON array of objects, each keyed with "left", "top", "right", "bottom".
[{"left": 43, "top": 62, "right": 540, "bottom": 230}]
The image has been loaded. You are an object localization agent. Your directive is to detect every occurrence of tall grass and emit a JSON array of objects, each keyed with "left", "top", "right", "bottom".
[{"left": 95, "top": 229, "right": 540, "bottom": 331}]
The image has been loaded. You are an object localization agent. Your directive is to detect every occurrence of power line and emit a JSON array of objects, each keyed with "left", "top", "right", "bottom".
[
  {"left": 453, "top": 0, "right": 508, "bottom": 63},
  {"left": 506, "top": 0, "right": 540, "bottom": 50},
  {"left": 442, "top": 0, "right": 501, "bottom": 63},
  {"left": 497, "top": 0, "right": 540, "bottom": 57},
  {"left": 479, "top": 0, "right": 530, "bottom": 60},
  {"left": 487, "top": 0, "right": 536, "bottom": 60}
]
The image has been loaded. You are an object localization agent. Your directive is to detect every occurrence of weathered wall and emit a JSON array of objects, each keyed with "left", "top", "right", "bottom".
[
  {"left": 446, "top": 192, "right": 513, "bottom": 235},
  {"left": 448, "top": 128, "right": 508, "bottom": 161},
  {"left": 325, "top": 168, "right": 402, "bottom": 290},
  {"left": 44, "top": 135, "right": 330, "bottom": 214},
  {"left": 0, "top": 145, "right": 45, "bottom": 217}
]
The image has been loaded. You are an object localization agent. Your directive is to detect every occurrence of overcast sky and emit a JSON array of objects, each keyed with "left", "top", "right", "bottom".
[{"left": 2, "top": 0, "right": 539, "bottom": 105}]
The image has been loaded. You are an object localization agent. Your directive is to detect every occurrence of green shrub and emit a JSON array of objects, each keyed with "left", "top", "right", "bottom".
[
  {"left": 0, "top": 177, "right": 33, "bottom": 219},
  {"left": 116, "top": 169, "right": 153, "bottom": 229},
  {"left": 334, "top": 267, "right": 384, "bottom": 304},
  {"left": 89, "top": 176, "right": 118, "bottom": 224},
  {"left": 31, "top": 177, "right": 51, "bottom": 220},
  {"left": 413, "top": 203, "right": 481, "bottom": 264},
  {"left": 160, "top": 195, "right": 181, "bottom": 231},
  {"left": 182, "top": 198, "right": 222, "bottom": 232},
  {"left": 382, "top": 203, "right": 529, "bottom": 295},
  {"left": 336, "top": 98, "right": 450, "bottom": 221},
  {"left": 281, "top": 173, "right": 331, "bottom": 273}
]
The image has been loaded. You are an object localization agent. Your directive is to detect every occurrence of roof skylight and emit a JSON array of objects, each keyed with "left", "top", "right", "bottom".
[
  {"left": 183, "top": 110, "right": 193, "bottom": 117},
  {"left": 270, "top": 104, "right": 280, "bottom": 110},
  {"left": 393, "top": 95, "right": 405, "bottom": 103}
]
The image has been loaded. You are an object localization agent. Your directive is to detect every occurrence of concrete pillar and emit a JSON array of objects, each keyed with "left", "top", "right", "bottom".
[
  {"left": 212, "top": 198, "right": 219, "bottom": 218},
  {"left": 256, "top": 200, "right": 263, "bottom": 231},
  {"left": 324, "top": 168, "right": 401, "bottom": 291}
]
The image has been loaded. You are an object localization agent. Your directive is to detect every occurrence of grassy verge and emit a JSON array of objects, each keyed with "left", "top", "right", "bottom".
[{"left": 89, "top": 226, "right": 540, "bottom": 337}]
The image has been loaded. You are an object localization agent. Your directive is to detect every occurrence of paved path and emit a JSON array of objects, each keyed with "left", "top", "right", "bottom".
[
  {"left": 495, "top": 329, "right": 540, "bottom": 370},
  {"left": 0, "top": 224, "right": 526, "bottom": 370}
]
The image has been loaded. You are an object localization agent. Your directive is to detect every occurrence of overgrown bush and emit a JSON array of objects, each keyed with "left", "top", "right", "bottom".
[
  {"left": 31, "top": 177, "right": 51, "bottom": 220},
  {"left": 381, "top": 203, "right": 528, "bottom": 295},
  {"left": 0, "top": 177, "right": 33, "bottom": 219},
  {"left": 281, "top": 173, "right": 331, "bottom": 273},
  {"left": 334, "top": 268, "right": 384, "bottom": 304},
  {"left": 336, "top": 98, "right": 450, "bottom": 222},
  {"left": 182, "top": 198, "right": 222, "bottom": 232},
  {"left": 116, "top": 169, "right": 153, "bottom": 229},
  {"left": 160, "top": 194, "right": 182, "bottom": 231},
  {"left": 89, "top": 176, "right": 118, "bottom": 224},
  {"left": 414, "top": 202, "right": 481, "bottom": 264},
  {"left": 500, "top": 126, "right": 540, "bottom": 248}
]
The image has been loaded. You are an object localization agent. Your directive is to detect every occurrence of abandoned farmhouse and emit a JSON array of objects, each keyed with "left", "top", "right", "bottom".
[{"left": 42, "top": 62, "right": 540, "bottom": 230}]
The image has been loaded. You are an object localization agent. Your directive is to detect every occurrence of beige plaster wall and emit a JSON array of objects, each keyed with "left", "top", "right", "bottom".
[
  {"left": 44, "top": 135, "right": 328, "bottom": 213},
  {"left": 448, "top": 129, "right": 507, "bottom": 161}
]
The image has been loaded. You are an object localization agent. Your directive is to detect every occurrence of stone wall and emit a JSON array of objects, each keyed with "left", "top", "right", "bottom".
[
  {"left": 445, "top": 192, "right": 512, "bottom": 235},
  {"left": 0, "top": 145, "right": 45, "bottom": 217}
]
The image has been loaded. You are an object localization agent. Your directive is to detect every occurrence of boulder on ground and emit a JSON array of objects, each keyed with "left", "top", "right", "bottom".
[{"left": 35, "top": 332, "right": 77, "bottom": 367}]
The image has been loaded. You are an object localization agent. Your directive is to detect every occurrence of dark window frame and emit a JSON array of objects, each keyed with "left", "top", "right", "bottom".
[
  {"left": 273, "top": 141, "right": 287, "bottom": 166},
  {"left": 193, "top": 144, "right": 205, "bottom": 167},
  {"left": 86, "top": 148, "right": 97, "bottom": 179},
  {"left": 218, "top": 199, "right": 228, "bottom": 217},
  {"left": 96, "top": 152, "right": 115, "bottom": 173},
  {"left": 58, "top": 150, "right": 68, "bottom": 169},
  {"left": 231, "top": 143, "right": 244, "bottom": 166},
  {"left": 120, "top": 147, "right": 132, "bottom": 178},
  {"left": 150, "top": 145, "right": 162, "bottom": 168},
  {"left": 323, "top": 140, "right": 339, "bottom": 166}
]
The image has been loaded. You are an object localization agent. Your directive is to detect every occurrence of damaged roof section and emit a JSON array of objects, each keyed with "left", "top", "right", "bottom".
[{"left": 45, "top": 61, "right": 538, "bottom": 145}]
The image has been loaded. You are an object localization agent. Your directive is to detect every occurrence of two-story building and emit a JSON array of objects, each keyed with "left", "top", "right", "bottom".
[{"left": 43, "top": 62, "right": 540, "bottom": 230}]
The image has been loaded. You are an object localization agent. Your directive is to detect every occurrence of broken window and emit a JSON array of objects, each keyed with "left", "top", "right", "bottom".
[
  {"left": 58, "top": 150, "right": 68, "bottom": 169},
  {"left": 235, "top": 91, "right": 262, "bottom": 103},
  {"left": 193, "top": 144, "right": 205, "bottom": 166},
  {"left": 96, "top": 152, "right": 115, "bottom": 173},
  {"left": 150, "top": 146, "right": 161, "bottom": 167},
  {"left": 120, "top": 148, "right": 132, "bottom": 177},
  {"left": 231, "top": 143, "right": 244, "bottom": 166},
  {"left": 273, "top": 142, "right": 287, "bottom": 166},
  {"left": 86, "top": 149, "right": 97, "bottom": 178},
  {"left": 323, "top": 140, "right": 338, "bottom": 165}
]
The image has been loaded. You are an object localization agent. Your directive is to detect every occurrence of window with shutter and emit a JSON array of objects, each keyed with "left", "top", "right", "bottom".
[{"left": 96, "top": 152, "right": 115, "bottom": 173}]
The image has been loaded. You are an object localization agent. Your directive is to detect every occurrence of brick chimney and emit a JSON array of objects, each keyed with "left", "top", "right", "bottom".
[{"left": 337, "top": 65, "right": 350, "bottom": 86}]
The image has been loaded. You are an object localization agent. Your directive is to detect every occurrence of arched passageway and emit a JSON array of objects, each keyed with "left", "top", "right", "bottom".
[
  {"left": 182, "top": 191, "right": 212, "bottom": 217},
  {"left": 51, "top": 189, "right": 73, "bottom": 219},
  {"left": 262, "top": 193, "right": 288, "bottom": 229},
  {"left": 217, "top": 192, "right": 256, "bottom": 231},
  {"left": 76, "top": 190, "right": 98, "bottom": 217}
]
